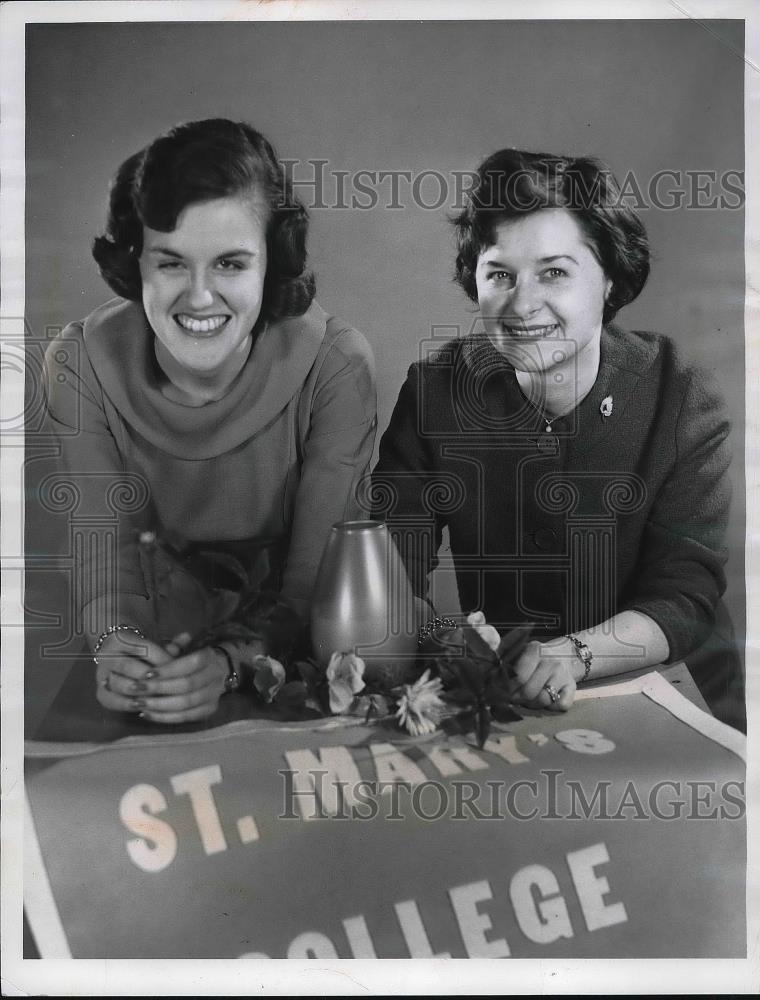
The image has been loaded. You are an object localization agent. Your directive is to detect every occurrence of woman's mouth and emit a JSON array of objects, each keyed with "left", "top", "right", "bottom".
[
  {"left": 500, "top": 322, "right": 560, "bottom": 339},
  {"left": 174, "top": 313, "right": 230, "bottom": 335}
]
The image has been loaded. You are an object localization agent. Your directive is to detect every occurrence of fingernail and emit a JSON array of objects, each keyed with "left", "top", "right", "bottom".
[
  {"left": 143, "top": 670, "right": 157, "bottom": 680},
  {"left": 131, "top": 698, "right": 147, "bottom": 710},
  {"left": 131, "top": 681, "right": 148, "bottom": 694}
]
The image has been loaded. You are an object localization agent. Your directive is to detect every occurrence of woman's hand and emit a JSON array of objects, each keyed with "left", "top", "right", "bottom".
[
  {"left": 95, "top": 631, "right": 230, "bottom": 723},
  {"left": 94, "top": 629, "right": 175, "bottom": 714},
  {"left": 506, "top": 638, "right": 581, "bottom": 712},
  {"left": 135, "top": 636, "right": 232, "bottom": 724}
]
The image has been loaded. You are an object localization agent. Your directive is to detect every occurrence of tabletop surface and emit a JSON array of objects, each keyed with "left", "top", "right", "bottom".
[
  {"left": 22, "top": 655, "right": 728, "bottom": 962},
  {"left": 27, "top": 647, "right": 710, "bottom": 745}
]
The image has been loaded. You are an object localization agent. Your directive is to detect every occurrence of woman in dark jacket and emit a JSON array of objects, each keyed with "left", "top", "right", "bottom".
[{"left": 372, "top": 148, "right": 743, "bottom": 729}]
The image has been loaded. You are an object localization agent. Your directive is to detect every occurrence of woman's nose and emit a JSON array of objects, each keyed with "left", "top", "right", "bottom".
[
  {"left": 507, "top": 278, "right": 540, "bottom": 319},
  {"left": 186, "top": 270, "right": 215, "bottom": 310}
]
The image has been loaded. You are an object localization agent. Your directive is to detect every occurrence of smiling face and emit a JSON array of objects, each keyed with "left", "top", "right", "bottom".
[
  {"left": 140, "top": 193, "right": 268, "bottom": 390},
  {"left": 474, "top": 208, "right": 612, "bottom": 380}
]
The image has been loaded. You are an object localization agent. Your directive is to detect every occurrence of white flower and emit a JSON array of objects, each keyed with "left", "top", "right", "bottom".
[
  {"left": 466, "top": 610, "right": 501, "bottom": 652},
  {"left": 252, "top": 655, "right": 286, "bottom": 703},
  {"left": 395, "top": 668, "right": 446, "bottom": 736},
  {"left": 326, "top": 652, "right": 366, "bottom": 714}
]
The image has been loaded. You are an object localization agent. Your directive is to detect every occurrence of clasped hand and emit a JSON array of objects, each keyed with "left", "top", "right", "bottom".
[
  {"left": 505, "top": 638, "right": 582, "bottom": 712},
  {"left": 95, "top": 630, "right": 231, "bottom": 724}
]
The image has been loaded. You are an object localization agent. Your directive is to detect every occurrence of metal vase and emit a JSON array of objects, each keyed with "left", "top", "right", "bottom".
[{"left": 310, "top": 520, "right": 421, "bottom": 684}]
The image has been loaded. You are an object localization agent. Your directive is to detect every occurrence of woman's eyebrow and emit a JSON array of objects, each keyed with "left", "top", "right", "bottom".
[
  {"left": 480, "top": 252, "right": 579, "bottom": 267},
  {"left": 538, "top": 254, "right": 578, "bottom": 264},
  {"left": 147, "top": 247, "right": 183, "bottom": 257},
  {"left": 146, "top": 247, "right": 257, "bottom": 258},
  {"left": 215, "top": 249, "right": 256, "bottom": 258}
]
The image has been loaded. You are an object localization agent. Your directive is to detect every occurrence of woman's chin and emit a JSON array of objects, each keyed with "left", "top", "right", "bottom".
[{"left": 487, "top": 335, "right": 558, "bottom": 373}]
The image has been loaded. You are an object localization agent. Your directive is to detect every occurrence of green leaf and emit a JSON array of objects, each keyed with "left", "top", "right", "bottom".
[
  {"left": 297, "top": 659, "right": 323, "bottom": 691},
  {"left": 442, "top": 688, "right": 476, "bottom": 706},
  {"left": 277, "top": 681, "right": 308, "bottom": 709},
  {"left": 187, "top": 549, "right": 250, "bottom": 593}
]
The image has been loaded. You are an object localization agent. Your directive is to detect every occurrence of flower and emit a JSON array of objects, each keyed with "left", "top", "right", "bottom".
[
  {"left": 466, "top": 611, "right": 501, "bottom": 652},
  {"left": 395, "top": 668, "right": 446, "bottom": 736},
  {"left": 251, "top": 654, "right": 286, "bottom": 703},
  {"left": 326, "top": 652, "right": 366, "bottom": 714}
]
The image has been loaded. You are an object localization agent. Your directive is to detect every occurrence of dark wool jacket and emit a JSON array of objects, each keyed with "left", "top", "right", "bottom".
[{"left": 373, "top": 326, "right": 732, "bottom": 666}]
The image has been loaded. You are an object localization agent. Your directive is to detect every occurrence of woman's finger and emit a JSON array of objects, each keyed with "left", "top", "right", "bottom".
[
  {"left": 96, "top": 638, "right": 174, "bottom": 681},
  {"left": 109, "top": 648, "right": 226, "bottom": 700},
  {"left": 510, "top": 640, "right": 542, "bottom": 684},
  {"left": 97, "top": 655, "right": 168, "bottom": 684},
  {"left": 95, "top": 679, "right": 148, "bottom": 715},
  {"left": 99, "top": 669, "right": 152, "bottom": 699},
  {"left": 513, "top": 659, "right": 557, "bottom": 704},
  {"left": 139, "top": 704, "right": 217, "bottom": 725},
  {"left": 139, "top": 687, "right": 222, "bottom": 724},
  {"left": 141, "top": 648, "right": 215, "bottom": 681},
  {"left": 537, "top": 679, "right": 562, "bottom": 711},
  {"left": 164, "top": 632, "right": 193, "bottom": 658},
  {"left": 140, "top": 679, "right": 223, "bottom": 714},
  {"left": 141, "top": 662, "right": 225, "bottom": 697},
  {"left": 555, "top": 680, "right": 576, "bottom": 711}
]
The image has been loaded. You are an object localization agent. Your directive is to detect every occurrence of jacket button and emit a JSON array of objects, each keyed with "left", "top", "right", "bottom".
[{"left": 533, "top": 528, "right": 557, "bottom": 550}]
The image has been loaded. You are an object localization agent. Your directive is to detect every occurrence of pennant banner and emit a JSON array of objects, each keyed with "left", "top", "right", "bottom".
[{"left": 25, "top": 674, "right": 746, "bottom": 959}]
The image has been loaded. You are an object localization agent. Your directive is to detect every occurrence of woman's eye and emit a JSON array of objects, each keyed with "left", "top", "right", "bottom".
[
  {"left": 543, "top": 267, "right": 567, "bottom": 280},
  {"left": 490, "top": 270, "right": 514, "bottom": 284},
  {"left": 217, "top": 258, "right": 244, "bottom": 271},
  {"left": 157, "top": 260, "right": 183, "bottom": 271}
]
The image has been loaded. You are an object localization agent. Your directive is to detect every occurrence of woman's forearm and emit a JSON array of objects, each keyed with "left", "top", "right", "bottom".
[
  {"left": 543, "top": 610, "right": 670, "bottom": 684},
  {"left": 81, "top": 593, "right": 154, "bottom": 653}
]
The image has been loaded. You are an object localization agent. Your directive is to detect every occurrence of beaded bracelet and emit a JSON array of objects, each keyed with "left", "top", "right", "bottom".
[
  {"left": 92, "top": 624, "right": 146, "bottom": 665},
  {"left": 417, "top": 616, "right": 458, "bottom": 646},
  {"left": 566, "top": 634, "right": 593, "bottom": 682}
]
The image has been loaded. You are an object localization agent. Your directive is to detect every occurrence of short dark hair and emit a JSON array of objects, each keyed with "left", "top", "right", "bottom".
[
  {"left": 453, "top": 148, "right": 649, "bottom": 324},
  {"left": 92, "top": 118, "right": 315, "bottom": 320}
]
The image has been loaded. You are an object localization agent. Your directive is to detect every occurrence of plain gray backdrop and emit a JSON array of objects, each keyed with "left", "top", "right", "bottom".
[{"left": 24, "top": 19, "right": 745, "bottom": 732}]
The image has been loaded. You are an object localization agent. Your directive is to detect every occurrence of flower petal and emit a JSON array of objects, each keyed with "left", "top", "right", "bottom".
[
  {"left": 466, "top": 611, "right": 501, "bottom": 652},
  {"left": 252, "top": 655, "right": 286, "bottom": 703},
  {"left": 328, "top": 678, "right": 357, "bottom": 714}
]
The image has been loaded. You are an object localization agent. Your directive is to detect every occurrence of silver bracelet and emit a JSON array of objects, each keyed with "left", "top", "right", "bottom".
[
  {"left": 418, "top": 616, "right": 458, "bottom": 646},
  {"left": 93, "top": 624, "right": 146, "bottom": 664},
  {"left": 567, "top": 634, "right": 593, "bottom": 682}
]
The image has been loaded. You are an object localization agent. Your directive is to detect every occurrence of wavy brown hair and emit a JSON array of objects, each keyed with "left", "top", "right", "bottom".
[
  {"left": 453, "top": 148, "right": 650, "bottom": 324},
  {"left": 92, "top": 118, "right": 315, "bottom": 320}
]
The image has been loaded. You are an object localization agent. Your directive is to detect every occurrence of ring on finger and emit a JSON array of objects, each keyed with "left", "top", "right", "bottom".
[{"left": 543, "top": 681, "right": 559, "bottom": 704}]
